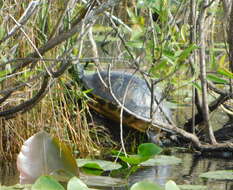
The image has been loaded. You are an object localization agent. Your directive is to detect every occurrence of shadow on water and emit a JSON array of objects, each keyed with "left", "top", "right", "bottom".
[{"left": 1, "top": 153, "right": 233, "bottom": 190}]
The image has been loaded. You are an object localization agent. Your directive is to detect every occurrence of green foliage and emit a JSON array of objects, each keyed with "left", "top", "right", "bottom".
[
  {"left": 32, "top": 176, "right": 65, "bottom": 190},
  {"left": 77, "top": 159, "right": 122, "bottom": 171},
  {"left": 140, "top": 155, "right": 182, "bottom": 166},
  {"left": 67, "top": 177, "right": 90, "bottom": 190},
  {"left": 119, "top": 143, "right": 162, "bottom": 165},
  {"left": 130, "top": 181, "right": 163, "bottom": 190},
  {"left": 165, "top": 180, "right": 180, "bottom": 190}
]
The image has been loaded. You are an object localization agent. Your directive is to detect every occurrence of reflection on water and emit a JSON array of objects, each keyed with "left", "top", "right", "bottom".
[
  {"left": 1, "top": 153, "right": 233, "bottom": 190},
  {"left": 128, "top": 153, "right": 233, "bottom": 190}
]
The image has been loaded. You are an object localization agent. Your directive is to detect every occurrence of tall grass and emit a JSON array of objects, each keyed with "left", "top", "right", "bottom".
[{"left": 0, "top": 0, "right": 113, "bottom": 160}]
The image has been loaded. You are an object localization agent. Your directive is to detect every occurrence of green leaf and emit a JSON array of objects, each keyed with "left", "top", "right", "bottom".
[
  {"left": 80, "top": 175, "right": 126, "bottom": 187},
  {"left": 119, "top": 154, "right": 149, "bottom": 165},
  {"left": 178, "top": 185, "right": 207, "bottom": 190},
  {"left": 199, "top": 170, "right": 233, "bottom": 180},
  {"left": 32, "top": 176, "right": 64, "bottom": 190},
  {"left": 165, "top": 180, "right": 180, "bottom": 190},
  {"left": 130, "top": 181, "right": 163, "bottom": 190},
  {"left": 140, "top": 155, "right": 182, "bottom": 166},
  {"left": 138, "top": 143, "right": 162, "bottom": 157},
  {"left": 119, "top": 143, "right": 162, "bottom": 165},
  {"left": 67, "top": 177, "right": 90, "bottom": 190},
  {"left": 217, "top": 68, "right": 233, "bottom": 79},
  {"left": 191, "top": 82, "right": 201, "bottom": 90},
  {"left": 177, "top": 44, "right": 198, "bottom": 62},
  {"left": 0, "top": 25, "right": 5, "bottom": 39},
  {"left": 206, "top": 74, "right": 228, "bottom": 84},
  {"left": 77, "top": 159, "right": 122, "bottom": 171}
]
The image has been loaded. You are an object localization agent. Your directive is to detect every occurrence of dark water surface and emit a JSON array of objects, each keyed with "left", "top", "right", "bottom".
[{"left": 1, "top": 153, "right": 233, "bottom": 190}]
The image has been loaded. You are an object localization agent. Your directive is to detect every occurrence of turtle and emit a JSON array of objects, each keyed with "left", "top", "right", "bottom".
[{"left": 70, "top": 64, "right": 172, "bottom": 143}]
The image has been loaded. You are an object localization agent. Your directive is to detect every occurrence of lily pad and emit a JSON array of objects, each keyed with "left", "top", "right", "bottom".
[
  {"left": 178, "top": 185, "right": 207, "bottom": 190},
  {"left": 130, "top": 181, "right": 163, "bottom": 190},
  {"left": 199, "top": 170, "right": 233, "bottom": 180},
  {"left": 77, "top": 159, "right": 122, "bottom": 171},
  {"left": 165, "top": 180, "right": 180, "bottom": 190},
  {"left": 119, "top": 143, "right": 162, "bottom": 165},
  {"left": 67, "top": 177, "right": 90, "bottom": 190},
  {"left": 80, "top": 174, "right": 126, "bottom": 187},
  {"left": 140, "top": 155, "right": 182, "bottom": 166},
  {"left": 32, "top": 176, "right": 65, "bottom": 190}
]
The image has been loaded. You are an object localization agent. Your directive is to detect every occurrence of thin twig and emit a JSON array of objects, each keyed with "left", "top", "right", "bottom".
[{"left": 0, "top": 0, "right": 40, "bottom": 44}]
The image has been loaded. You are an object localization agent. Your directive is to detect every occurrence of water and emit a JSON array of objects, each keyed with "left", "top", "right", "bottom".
[
  {"left": 128, "top": 153, "right": 233, "bottom": 190},
  {"left": 1, "top": 153, "right": 233, "bottom": 190}
]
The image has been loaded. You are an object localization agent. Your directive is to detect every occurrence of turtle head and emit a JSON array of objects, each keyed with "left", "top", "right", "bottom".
[{"left": 69, "top": 62, "right": 84, "bottom": 82}]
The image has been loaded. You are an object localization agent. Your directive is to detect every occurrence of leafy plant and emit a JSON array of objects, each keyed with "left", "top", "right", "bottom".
[{"left": 118, "top": 143, "right": 162, "bottom": 165}]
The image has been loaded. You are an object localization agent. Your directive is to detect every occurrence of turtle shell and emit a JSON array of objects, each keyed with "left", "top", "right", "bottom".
[{"left": 82, "top": 71, "right": 171, "bottom": 132}]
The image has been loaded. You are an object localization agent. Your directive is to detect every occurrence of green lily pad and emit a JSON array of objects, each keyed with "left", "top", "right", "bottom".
[
  {"left": 67, "top": 177, "right": 90, "bottom": 190},
  {"left": 138, "top": 143, "right": 162, "bottom": 157},
  {"left": 77, "top": 159, "right": 122, "bottom": 171},
  {"left": 130, "top": 181, "right": 163, "bottom": 190},
  {"left": 32, "top": 176, "right": 65, "bottom": 190},
  {"left": 165, "top": 180, "right": 180, "bottom": 190},
  {"left": 199, "top": 170, "right": 233, "bottom": 180},
  {"left": 178, "top": 185, "right": 207, "bottom": 190},
  {"left": 119, "top": 143, "right": 162, "bottom": 165},
  {"left": 140, "top": 155, "right": 182, "bottom": 166}
]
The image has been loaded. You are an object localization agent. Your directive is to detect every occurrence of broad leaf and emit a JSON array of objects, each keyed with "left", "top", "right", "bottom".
[
  {"left": 31, "top": 176, "right": 64, "bottom": 190},
  {"left": 80, "top": 174, "right": 126, "bottom": 187},
  {"left": 119, "top": 143, "right": 162, "bottom": 165},
  {"left": 140, "top": 155, "right": 182, "bottom": 166},
  {"left": 17, "top": 131, "right": 79, "bottom": 184},
  {"left": 67, "top": 177, "right": 90, "bottom": 190},
  {"left": 138, "top": 143, "right": 162, "bottom": 157},
  {"left": 119, "top": 154, "right": 149, "bottom": 165},
  {"left": 165, "top": 180, "right": 180, "bottom": 190},
  {"left": 199, "top": 170, "right": 233, "bottom": 180},
  {"left": 77, "top": 159, "right": 122, "bottom": 171},
  {"left": 130, "top": 181, "right": 163, "bottom": 190}
]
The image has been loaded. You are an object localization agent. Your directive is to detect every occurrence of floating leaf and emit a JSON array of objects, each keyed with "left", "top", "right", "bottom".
[
  {"left": 31, "top": 176, "right": 64, "bottom": 190},
  {"left": 67, "top": 177, "right": 90, "bottom": 190},
  {"left": 119, "top": 143, "right": 162, "bottom": 165},
  {"left": 140, "top": 155, "right": 182, "bottom": 166},
  {"left": 17, "top": 131, "right": 79, "bottom": 184},
  {"left": 130, "top": 181, "right": 163, "bottom": 190},
  {"left": 119, "top": 154, "right": 149, "bottom": 165},
  {"left": 199, "top": 170, "right": 233, "bottom": 180},
  {"left": 77, "top": 159, "right": 122, "bottom": 171},
  {"left": 165, "top": 180, "right": 180, "bottom": 190},
  {"left": 178, "top": 185, "right": 207, "bottom": 190},
  {"left": 80, "top": 174, "right": 126, "bottom": 187},
  {"left": 138, "top": 143, "right": 162, "bottom": 157}
]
